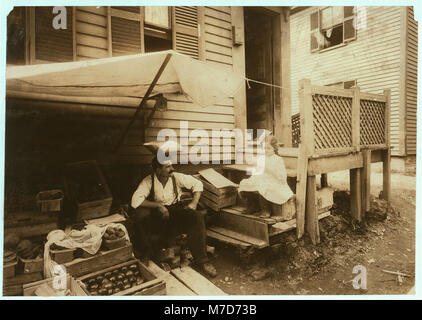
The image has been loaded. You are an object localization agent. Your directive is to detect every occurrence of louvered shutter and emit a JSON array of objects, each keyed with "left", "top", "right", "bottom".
[
  {"left": 34, "top": 7, "right": 73, "bottom": 62},
  {"left": 172, "top": 6, "right": 199, "bottom": 59},
  {"left": 110, "top": 7, "right": 142, "bottom": 56}
]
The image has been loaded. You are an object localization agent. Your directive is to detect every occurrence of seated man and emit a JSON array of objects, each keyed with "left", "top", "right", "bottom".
[{"left": 130, "top": 156, "right": 217, "bottom": 278}]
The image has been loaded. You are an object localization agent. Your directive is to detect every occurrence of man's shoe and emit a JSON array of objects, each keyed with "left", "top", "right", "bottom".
[{"left": 201, "top": 262, "right": 217, "bottom": 278}]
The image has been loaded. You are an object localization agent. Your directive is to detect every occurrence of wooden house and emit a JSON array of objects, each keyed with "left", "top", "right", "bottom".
[
  {"left": 289, "top": 6, "right": 418, "bottom": 171},
  {"left": 5, "top": 6, "right": 293, "bottom": 203}
]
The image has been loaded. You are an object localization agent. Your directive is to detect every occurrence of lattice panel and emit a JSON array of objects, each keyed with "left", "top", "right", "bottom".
[
  {"left": 312, "top": 94, "right": 353, "bottom": 151},
  {"left": 360, "top": 99, "right": 386, "bottom": 146},
  {"left": 291, "top": 113, "right": 300, "bottom": 147}
]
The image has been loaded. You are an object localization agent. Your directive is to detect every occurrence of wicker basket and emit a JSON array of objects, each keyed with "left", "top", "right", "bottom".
[{"left": 36, "top": 190, "right": 64, "bottom": 212}]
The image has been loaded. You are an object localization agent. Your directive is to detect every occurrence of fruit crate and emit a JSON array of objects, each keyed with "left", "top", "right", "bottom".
[
  {"left": 36, "top": 189, "right": 64, "bottom": 212},
  {"left": 23, "top": 274, "right": 87, "bottom": 296},
  {"left": 78, "top": 259, "right": 166, "bottom": 296},
  {"left": 50, "top": 246, "right": 76, "bottom": 264},
  {"left": 63, "top": 160, "right": 113, "bottom": 221},
  {"left": 4, "top": 260, "right": 18, "bottom": 278},
  {"left": 19, "top": 256, "right": 44, "bottom": 274}
]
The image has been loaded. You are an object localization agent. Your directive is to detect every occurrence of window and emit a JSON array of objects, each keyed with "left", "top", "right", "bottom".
[
  {"left": 327, "top": 80, "right": 357, "bottom": 89},
  {"left": 7, "top": 7, "right": 26, "bottom": 65},
  {"left": 144, "top": 6, "right": 172, "bottom": 52},
  {"left": 310, "top": 6, "right": 356, "bottom": 52},
  {"left": 25, "top": 6, "right": 201, "bottom": 64}
]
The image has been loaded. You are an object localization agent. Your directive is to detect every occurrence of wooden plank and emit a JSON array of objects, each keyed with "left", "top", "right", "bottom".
[
  {"left": 110, "top": 8, "right": 142, "bottom": 21},
  {"left": 305, "top": 175, "right": 319, "bottom": 244},
  {"left": 350, "top": 168, "right": 362, "bottom": 222},
  {"left": 272, "top": 211, "right": 330, "bottom": 234},
  {"left": 171, "top": 267, "right": 226, "bottom": 296},
  {"left": 77, "top": 6, "right": 107, "bottom": 16},
  {"left": 361, "top": 150, "right": 371, "bottom": 214},
  {"left": 5, "top": 221, "right": 59, "bottom": 238},
  {"left": 212, "top": 210, "right": 269, "bottom": 247},
  {"left": 221, "top": 207, "right": 277, "bottom": 224},
  {"left": 359, "top": 92, "right": 387, "bottom": 102},
  {"left": 148, "top": 261, "right": 196, "bottom": 296},
  {"left": 382, "top": 149, "right": 391, "bottom": 202},
  {"left": 76, "top": 21, "right": 107, "bottom": 38},
  {"left": 207, "top": 229, "right": 251, "bottom": 249},
  {"left": 352, "top": 87, "right": 360, "bottom": 151},
  {"left": 208, "top": 226, "right": 267, "bottom": 248},
  {"left": 307, "top": 152, "right": 363, "bottom": 175},
  {"left": 311, "top": 85, "right": 354, "bottom": 98},
  {"left": 63, "top": 242, "right": 133, "bottom": 277},
  {"left": 76, "top": 33, "right": 108, "bottom": 50},
  {"left": 76, "top": 9, "right": 108, "bottom": 26},
  {"left": 77, "top": 45, "right": 108, "bottom": 59},
  {"left": 199, "top": 168, "right": 237, "bottom": 188}
]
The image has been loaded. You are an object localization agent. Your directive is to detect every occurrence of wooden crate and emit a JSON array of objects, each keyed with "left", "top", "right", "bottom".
[
  {"left": 194, "top": 175, "right": 237, "bottom": 211},
  {"left": 3, "top": 272, "right": 43, "bottom": 296},
  {"left": 19, "top": 256, "right": 44, "bottom": 274},
  {"left": 4, "top": 210, "right": 59, "bottom": 238},
  {"left": 64, "top": 160, "right": 113, "bottom": 221},
  {"left": 62, "top": 241, "right": 133, "bottom": 278},
  {"left": 23, "top": 275, "right": 87, "bottom": 296},
  {"left": 77, "top": 259, "right": 166, "bottom": 296}
]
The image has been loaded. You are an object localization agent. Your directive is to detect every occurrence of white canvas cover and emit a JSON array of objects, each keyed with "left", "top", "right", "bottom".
[{"left": 6, "top": 50, "right": 244, "bottom": 108}]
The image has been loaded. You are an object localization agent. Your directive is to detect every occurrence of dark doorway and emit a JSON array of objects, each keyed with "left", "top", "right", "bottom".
[{"left": 244, "top": 8, "right": 275, "bottom": 132}]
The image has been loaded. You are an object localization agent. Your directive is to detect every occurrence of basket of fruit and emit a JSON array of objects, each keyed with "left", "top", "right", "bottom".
[
  {"left": 78, "top": 259, "right": 166, "bottom": 296},
  {"left": 103, "top": 226, "right": 126, "bottom": 250}
]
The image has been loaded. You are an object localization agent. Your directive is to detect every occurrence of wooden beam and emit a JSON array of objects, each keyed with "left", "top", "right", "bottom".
[
  {"left": 307, "top": 152, "right": 363, "bottom": 175},
  {"left": 350, "top": 168, "right": 362, "bottom": 222},
  {"left": 361, "top": 149, "right": 371, "bottom": 214},
  {"left": 280, "top": 7, "right": 292, "bottom": 146},
  {"left": 114, "top": 53, "right": 172, "bottom": 152},
  {"left": 384, "top": 89, "right": 391, "bottom": 148},
  {"left": 352, "top": 87, "right": 360, "bottom": 151},
  {"left": 382, "top": 148, "right": 391, "bottom": 202},
  {"left": 231, "top": 6, "right": 247, "bottom": 131},
  {"left": 296, "top": 79, "right": 313, "bottom": 239},
  {"left": 305, "top": 175, "right": 319, "bottom": 244},
  {"left": 107, "top": 7, "right": 112, "bottom": 57}
]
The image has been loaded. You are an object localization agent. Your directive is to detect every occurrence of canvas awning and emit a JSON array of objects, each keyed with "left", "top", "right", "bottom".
[{"left": 6, "top": 50, "right": 244, "bottom": 108}]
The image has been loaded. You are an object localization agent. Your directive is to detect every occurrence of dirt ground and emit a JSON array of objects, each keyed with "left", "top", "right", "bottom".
[{"left": 205, "top": 171, "right": 416, "bottom": 295}]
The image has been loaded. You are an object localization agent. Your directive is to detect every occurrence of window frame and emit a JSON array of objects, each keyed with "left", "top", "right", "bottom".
[{"left": 310, "top": 6, "right": 356, "bottom": 53}]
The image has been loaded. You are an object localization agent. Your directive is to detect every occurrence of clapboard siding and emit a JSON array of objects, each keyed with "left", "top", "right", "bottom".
[
  {"left": 204, "top": 6, "right": 233, "bottom": 68},
  {"left": 75, "top": 6, "right": 109, "bottom": 59},
  {"left": 406, "top": 7, "right": 418, "bottom": 155},
  {"left": 290, "top": 6, "right": 404, "bottom": 155}
]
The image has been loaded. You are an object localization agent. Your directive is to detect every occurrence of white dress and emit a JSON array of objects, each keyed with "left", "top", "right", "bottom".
[{"left": 238, "top": 152, "right": 294, "bottom": 205}]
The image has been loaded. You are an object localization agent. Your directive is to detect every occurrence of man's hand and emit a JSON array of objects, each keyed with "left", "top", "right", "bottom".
[
  {"left": 157, "top": 204, "right": 169, "bottom": 220},
  {"left": 184, "top": 201, "right": 198, "bottom": 211}
]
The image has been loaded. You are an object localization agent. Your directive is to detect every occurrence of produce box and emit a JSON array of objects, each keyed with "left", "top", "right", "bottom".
[
  {"left": 195, "top": 169, "right": 238, "bottom": 212},
  {"left": 50, "top": 245, "right": 76, "bottom": 264},
  {"left": 19, "top": 256, "right": 44, "bottom": 274},
  {"left": 64, "top": 160, "right": 113, "bottom": 221},
  {"left": 36, "top": 189, "right": 63, "bottom": 212},
  {"left": 3, "top": 272, "right": 43, "bottom": 296},
  {"left": 4, "top": 210, "right": 59, "bottom": 238},
  {"left": 23, "top": 275, "right": 87, "bottom": 296},
  {"left": 62, "top": 242, "right": 133, "bottom": 278},
  {"left": 4, "top": 260, "right": 18, "bottom": 278},
  {"left": 78, "top": 259, "right": 166, "bottom": 296}
]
